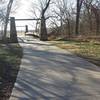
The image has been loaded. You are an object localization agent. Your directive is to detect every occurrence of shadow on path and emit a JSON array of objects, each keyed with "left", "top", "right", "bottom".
[{"left": 10, "top": 37, "right": 100, "bottom": 100}]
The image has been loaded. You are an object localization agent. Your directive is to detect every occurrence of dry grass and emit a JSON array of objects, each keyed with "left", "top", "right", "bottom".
[{"left": 49, "top": 40, "right": 100, "bottom": 66}]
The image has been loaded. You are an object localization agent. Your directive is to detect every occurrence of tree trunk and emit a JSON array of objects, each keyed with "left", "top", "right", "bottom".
[
  {"left": 75, "top": 0, "right": 80, "bottom": 35},
  {"left": 67, "top": 20, "right": 71, "bottom": 38},
  {"left": 75, "top": 0, "right": 83, "bottom": 35},
  {"left": 3, "top": 0, "right": 14, "bottom": 40},
  {"left": 87, "top": 9, "right": 93, "bottom": 32},
  {"left": 95, "top": 13, "right": 100, "bottom": 35},
  {"left": 39, "top": 0, "right": 51, "bottom": 41},
  {"left": 60, "top": 16, "right": 63, "bottom": 37},
  {"left": 40, "top": 15, "right": 48, "bottom": 41}
]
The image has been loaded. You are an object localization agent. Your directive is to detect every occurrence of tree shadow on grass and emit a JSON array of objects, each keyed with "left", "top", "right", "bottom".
[
  {"left": 0, "top": 59, "right": 20, "bottom": 100},
  {"left": 0, "top": 43, "right": 23, "bottom": 100}
]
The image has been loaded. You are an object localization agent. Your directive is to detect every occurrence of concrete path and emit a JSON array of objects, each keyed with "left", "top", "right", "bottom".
[{"left": 10, "top": 36, "right": 100, "bottom": 100}]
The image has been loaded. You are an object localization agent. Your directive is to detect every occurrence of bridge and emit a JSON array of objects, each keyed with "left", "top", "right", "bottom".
[{"left": 9, "top": 17, "right": 40, "bottom": 42}]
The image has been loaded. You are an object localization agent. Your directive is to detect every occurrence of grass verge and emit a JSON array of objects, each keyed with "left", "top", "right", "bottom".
[
  {"left": 0, "top": 42, "right": 23, "bottom": 99},
  {"left": 49, "top": 40, "right": 100, "bottom": 67}
]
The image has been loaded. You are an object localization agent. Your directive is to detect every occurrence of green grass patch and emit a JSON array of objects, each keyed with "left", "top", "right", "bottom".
[
  {"left": 49, "top": 40, "right": 100, "bottom": 66},
  {"left": 0, "top": 43, "right": 23, "bottom": 99},
  {"left": 0, "top": 43, "right": 22, "bottom": 65}
]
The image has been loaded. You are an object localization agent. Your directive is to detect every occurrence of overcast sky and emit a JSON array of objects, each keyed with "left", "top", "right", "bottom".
[
  {"left": 11, "top": 0, "right": 76, "bottom": 18},
  {"left": 9, "top": 0, "right": 76, "bottom": 31},
  {"left": 10, "top": 0, "right": 36, "bottom": 31},
  {"left": 11, "top": 0, "right": 31, "bottom": 18}
]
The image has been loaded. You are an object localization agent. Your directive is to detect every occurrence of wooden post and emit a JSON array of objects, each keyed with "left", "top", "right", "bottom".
[
  {"left": 25, "top": 25, "right": 28, "bottom": 33},
  {"left": 10, "top": 17, "right": 18, "bottom": 43}
]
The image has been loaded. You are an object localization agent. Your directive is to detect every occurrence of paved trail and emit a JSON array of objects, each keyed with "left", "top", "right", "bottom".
[{"left": 10, "top": 37, "right": 100, "bottom": 100}]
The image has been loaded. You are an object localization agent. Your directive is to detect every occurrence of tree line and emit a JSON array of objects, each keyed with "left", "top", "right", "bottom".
[
  {"left": 46, "top": 0, "right": 100, "bottom": 40},
  {"left": 0, "top": 0, "right": 100, "bottom": 41}
]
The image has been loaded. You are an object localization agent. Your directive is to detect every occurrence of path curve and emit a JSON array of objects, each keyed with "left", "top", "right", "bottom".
[{"left": 10, "top": 36, "right": 100, "bottom": 100}]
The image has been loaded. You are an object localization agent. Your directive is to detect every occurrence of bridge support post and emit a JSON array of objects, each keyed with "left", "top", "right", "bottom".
[
  {"left": 10, "top": 17, "right": 18, "bottom": 43},
  {"left": 25, "top": 25, "right": 28, "bottom": 33}
]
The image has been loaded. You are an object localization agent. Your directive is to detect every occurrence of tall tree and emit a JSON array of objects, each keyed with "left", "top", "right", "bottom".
[
  {"left": 75, "top": 0, "right": 84, "bottom": 35},
  {"left": 30, "top": 0, "right": 51, "bottom": 40},
  {"left": 0, "top": 0, "right": 6, "bottom": 25},
  {"left": 0, "top": 6, "right": 5, "bottom": 25},
  {"left": 0, "top": 0, "right": 6, "bottom": 38},
  {"left": 39, "top": 0, "right": 51, "bottom": 41},
  {"left": 84, "top": 0, "right": 93, "bottom": 32},
  {"left": 3, "top": 0, "right": 14, "bottom": 40}
]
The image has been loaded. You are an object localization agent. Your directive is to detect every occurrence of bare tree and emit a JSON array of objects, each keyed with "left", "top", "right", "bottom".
[
  {"left": 0, "top": 0, "right": 6, "bottom": 23},
  {"left": 39, "top": 0, "right": 51, "bottom": 41},
  {"left": 3, "top": 0, "right": 14, "bottom": 40},
  {"left": 0, "top": 7, "right": 5, "bottom": 25},
  {"left": 0, "top": 0, "right": 6, "bottom": 37},
  {"left": 84, "top": 0, "right": 93, "bottom": 32},
  {"left": 53, "top": 0, "right": 64, "bottom": 36},
  {"left": 83, "top": 0, "right": 100, "bottom": 35},
  {"left": 31, "top": 0, "right": 51, "bottom": 40},
  {"left": 2, "top": 0, "right": 20, "bottom": 40},
  {"left": 51, "top": 0, "right": 74, "bottom": 38},
  {"left": 75, "top": 0, "right": 84, "bottom": 35},
  {"left": 30, "top": 0, "right": 100, "bottom": 40},
  {"left": 91, "top": 1, "right": 100, "bottom": 34}
]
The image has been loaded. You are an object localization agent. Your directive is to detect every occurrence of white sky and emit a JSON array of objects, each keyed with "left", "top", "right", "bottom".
[
  {"left": 10, "top": 0, "right": 36, "bottom": 31},
  {"left": 9, "top": 0, "right": 76, "bottom": 31},
  {"left": 12, "top": 0, "right": 32, "bottom": 19}
]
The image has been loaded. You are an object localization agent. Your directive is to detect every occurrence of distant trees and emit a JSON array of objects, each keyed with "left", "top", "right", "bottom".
[
  {"left": 91, "top": 1, "right": 100, "bottom": 34},
  {"left": 81, "top": 0, "right": 100, "bottom": 35},
  {"left": 0, "top": 8, "right": 5, "bottom": 24},
  {"left": 46, "top": 0, "right": 75, "bottom": 40},
  {"left": 49, "top": 0, "right": 100, "bottom": 39},
  {"left": 3, "top": 0, "right": 14, "bottom": 40},
  {"left": 0, "top": 0, "right": 20, "bottom": 40},
  {"left": 0, "top": 0, "right": 6, "bottom": 30},
  {"left": 1, "top": 0, "right": 99, "bottom": 41}
]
